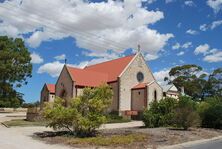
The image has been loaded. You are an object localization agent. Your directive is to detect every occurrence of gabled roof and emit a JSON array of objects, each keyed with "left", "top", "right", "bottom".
[
  {"left": 65, "top": 54, "right": 136, "bottom": 87},
  {"left": 132, "top": 83, "right": 147, "bottom": 90},
  {"left": 46, "top": 84, "right": 55, "bottom": 93},
  {"left": 66, "top": 66, "right": 108, "bottom": 87},
  {"left": 84, "top": 54, "right": 136, "bottom": 82},
  {"left": 162, "top": 84, "right": 178, "bottom": 92}
]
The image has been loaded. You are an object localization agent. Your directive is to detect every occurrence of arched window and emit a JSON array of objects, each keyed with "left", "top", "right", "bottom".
[{"left": 154, "top": 90, "right": 157, "bottom": 101}]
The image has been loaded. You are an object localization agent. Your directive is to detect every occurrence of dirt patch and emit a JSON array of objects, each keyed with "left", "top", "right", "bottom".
[{"left": 34, "top": 127, "right": 222, "bottom": 149}]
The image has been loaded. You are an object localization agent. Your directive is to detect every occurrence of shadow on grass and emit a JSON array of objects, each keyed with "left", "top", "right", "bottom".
[{"left": 34, "top": 131, "right": 72, "bottom": 138}]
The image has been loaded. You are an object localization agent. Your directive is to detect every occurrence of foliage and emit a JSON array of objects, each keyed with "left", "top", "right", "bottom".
[
  {"left": 164, "top": 64, "right": 207, "bottom": 99},
  {"left": 199, "top": 96, "right": 222, "bottom": 129},
  {"left": 143, "top": 97, "right": 177, "bottom": 127},
  {"left": 106, "top": 112, "right": 131, "bottom": 123},
  {"left": 43, "top": 84, "right": 113, "bottom": 137},
  {"left": 203, "top": 69, "right": 222, "bottom": 98},
  {"left": 173, "top": 96, "right": 200, "bottom": 130},
  {"left": 22, "top": 101, "right": 40, "bottom": 108},
  {"left": 0, "top": 36, "right": 32, "bottom": 107},
  {"left": 143, "top": 96, "right": 201, "bottom": 130}
]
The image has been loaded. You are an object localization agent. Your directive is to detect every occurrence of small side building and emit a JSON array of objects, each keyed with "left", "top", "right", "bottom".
[
  {"left": 40, "top": 84, "right": 55, "bottom": 108},
  {"left": 163, "top": 84, "right": 179, "bottom": 99}
]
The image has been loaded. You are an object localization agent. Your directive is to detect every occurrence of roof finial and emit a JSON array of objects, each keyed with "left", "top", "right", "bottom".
[
  {"left": 65, "top": 59, "right": 67, "bottom": 65},
  {"left": 137, "top": 44, "right": 141, "bottom": 53}
]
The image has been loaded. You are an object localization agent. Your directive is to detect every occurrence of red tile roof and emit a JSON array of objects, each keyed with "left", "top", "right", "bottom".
[
  {"left": 84, "top": 54, "right": 135, "bottom": 82},
  {"left": 66, "top": 66, "right": 108, "bottom": 87},
  {"left": 46, "top": 84, "right": 55, "bottom": 93},
  {"left": 132, "top": 83, "right": 147, "bottom": 90},
  {"left": 66, "top": 54, "right": 136, "bottom": 87}
]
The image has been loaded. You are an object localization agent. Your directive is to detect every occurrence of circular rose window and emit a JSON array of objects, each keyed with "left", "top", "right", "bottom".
[{"left": 137, "top": 72, "right": 144, "bottom": 82}]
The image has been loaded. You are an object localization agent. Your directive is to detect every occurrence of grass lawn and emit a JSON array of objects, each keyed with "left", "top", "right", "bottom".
[
  {"left": 3, "top": 115, "right": 130, "bottom": 127},
  {"left": 3, "top": 119, "right": 47, "bottom": 127}
]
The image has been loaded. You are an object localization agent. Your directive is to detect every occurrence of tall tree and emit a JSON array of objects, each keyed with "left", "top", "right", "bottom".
[
  {"left": 205, "top": 68, "right": 222, "bottom": 97},
  {"left": 0, "top": 36, "right": 32, "bottom": 107},
  {"left": 164, "top": 64, "right": 207, "bottom": 99}
]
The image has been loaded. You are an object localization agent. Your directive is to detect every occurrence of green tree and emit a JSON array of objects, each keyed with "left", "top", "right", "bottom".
[
  {"left": 199, "top": 96, "right": 222, "bottom": 129},
  {"left": 205, "top": 68, "right": 222, "bottom": 97},
  {"left": 0, "top": 36, "right": 32, "bottom": 107},
  {"left": 43, "top": 84, "right": 113, "bottom": 137},
  {"left": 164, "top": 64, "right": 207, "bottom": 99},
  {"left": 143, "top": 97, "right": 177, "bottom": 127},
  {"left": 173, "top": 96, "right": 200, "bottom": 130}
]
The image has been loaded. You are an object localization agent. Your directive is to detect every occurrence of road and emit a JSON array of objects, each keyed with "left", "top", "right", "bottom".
[{"left": 182, "top": 138, "right": 222, "bottom": 149}]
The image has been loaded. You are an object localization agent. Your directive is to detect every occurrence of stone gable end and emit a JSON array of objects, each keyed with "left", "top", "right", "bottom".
[
  {"left": 119, "top": 53, "right": 155, "bottom": 111},
  {"left": 55, "top": 66, "right": 75, "bottom": 103}
]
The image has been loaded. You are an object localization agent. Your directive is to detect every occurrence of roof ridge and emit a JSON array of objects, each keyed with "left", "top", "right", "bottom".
[
  {"left": 67, "top": 65, "right": 108, "bottom": 75},
  {"left": 84, "top": 54, "right": 136, "bottom": 69}
]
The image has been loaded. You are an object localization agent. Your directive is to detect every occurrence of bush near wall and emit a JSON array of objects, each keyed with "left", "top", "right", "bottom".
[{"left": 143, "top": 96, "right": 201, "bottom": 130}]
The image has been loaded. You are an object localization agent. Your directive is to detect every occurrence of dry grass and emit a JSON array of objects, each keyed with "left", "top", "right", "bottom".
[
  {"left": 66, "top": 133, "right": 147, "bottom": 146},
  {"left": 3, "top": 119, "right": 47, "bottom": 127}
]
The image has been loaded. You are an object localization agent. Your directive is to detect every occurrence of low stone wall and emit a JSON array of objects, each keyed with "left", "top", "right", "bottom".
[
  {"left": 26, "top": 107, "right": 43, "bottom": 121},
  {"left": 0, "top": 108, "right": 27, "bottom": 113}
]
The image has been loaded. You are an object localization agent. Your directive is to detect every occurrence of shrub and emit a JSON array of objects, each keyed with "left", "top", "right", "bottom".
[
  {"left": 200, "top": 96, "right": 222, "bottom": 129},
  {"left": 173, "top": 96, "right": 200, "bottom": 130},
  {"left": 202, "top": 104, "right": 222, "bottom": 129},
  {"left": 143, "top": 97, "right": 177, "bottom": 127},
  {"left": 43, "top": 84, "right": 113, "bottom": 137}
]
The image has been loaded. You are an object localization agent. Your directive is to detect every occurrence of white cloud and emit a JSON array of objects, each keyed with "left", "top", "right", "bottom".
[
  {"left": 172, "top": 42, "right": 192, "bottom": 50},
  {"left": 37, "top": 61, "right": 64, "bottom": 77},
  {"left": 30, "top": 52, "right": 44, "bottom": 64},
  {"left": 199, "top": 20, "right": 222, "bottom": 31},
  {"left": 194, "top": 44, "right": 222, "bottom": 63},
  {"left": 181, "top": 42, "right": 192, "bottom": 49},
  {"left": 177, "top": 51, "right": 185, "bottom": 56},
  {"left": 165, "top": 0, "right": 175, "bottom": 4},
  {"left": 203, "top": 50, "right": 222, "bottom": 62},
  {"left": 144, "top": 53, "right": 159, "bottom": 61},
  {"left": 0, "top": 0, "right": 173, "bottom": 59},
  {"left": 172, "top": 43, "right": 180, "bottom": 50},
  {"left": 144, "top": 0, "right": 157, "bottom": 4},
  {"left": 184, "top": 1, "right": 195, "bottom": 7},
  {"left": 153, "top": 69, "right": 170, "bottom": 86},
  {"left": 186, "top": 29, "right": 198, "bottom": 35},
  {"left": 177, "top": 22, "right": 182, "bottom": 28},
  {"left": 200, "top": 24, "right": 208, "bottom": 31},
  {"left": 207, "top": 0, "right": 222, "bottom": 13},
  {"left": 54, "top": 54, "right": 66, "bottom": 61},
  {"left": 194, "top": 44, "right": 210, "bottom": 55},
  {"left": 211, "top": 20, "right": 222, "bottom": 29}
]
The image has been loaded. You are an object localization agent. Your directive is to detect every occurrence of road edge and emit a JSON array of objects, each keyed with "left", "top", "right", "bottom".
[{"left": 159, "top": 135, "right": 222, "bottom": 149}]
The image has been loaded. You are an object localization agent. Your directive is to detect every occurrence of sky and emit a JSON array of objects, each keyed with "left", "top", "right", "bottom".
[{"left": 0, "top": 0, "right": 221, "bottom": 103}]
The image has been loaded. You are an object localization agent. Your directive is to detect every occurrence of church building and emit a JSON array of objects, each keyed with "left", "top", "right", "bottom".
[{"left": 41, "top": 51, "right": 163, "bottom": 116}]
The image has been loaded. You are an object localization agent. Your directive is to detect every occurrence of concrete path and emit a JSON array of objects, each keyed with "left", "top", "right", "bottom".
[
  {"left": 0, "top": 113, "right": 72, "bottom": 149},
  {"left": 0, "top": 113, "right": 144, "bottom": 149}
]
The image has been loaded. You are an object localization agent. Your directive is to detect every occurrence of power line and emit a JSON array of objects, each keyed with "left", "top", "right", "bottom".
[{"left": 0, "top": 2, "right": 137, "bottom": 51}]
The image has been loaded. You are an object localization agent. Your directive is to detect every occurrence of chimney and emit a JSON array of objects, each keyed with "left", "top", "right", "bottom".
[{"left": 181, "top": 86, "right": 185, "bottom": 95}]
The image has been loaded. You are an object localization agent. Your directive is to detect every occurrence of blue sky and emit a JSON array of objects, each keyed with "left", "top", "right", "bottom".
[{"left": 0, "top": 0, "right": 221, "bottom": 103}]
